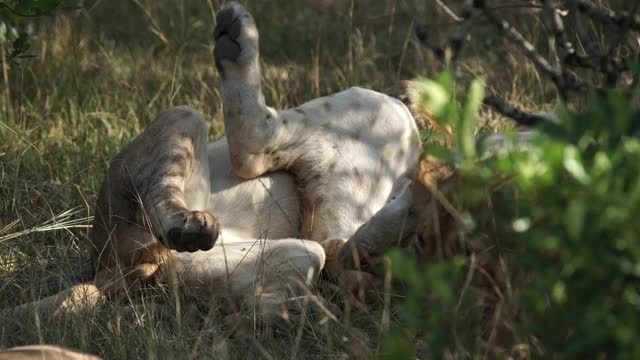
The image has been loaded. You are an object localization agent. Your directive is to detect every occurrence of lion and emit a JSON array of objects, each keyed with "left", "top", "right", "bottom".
[
  {"left": 2, "top": 2, "right": 421, "bottom": 324},
  {"left": 0, "top": 345, "right": 101, "bottom": 360}
]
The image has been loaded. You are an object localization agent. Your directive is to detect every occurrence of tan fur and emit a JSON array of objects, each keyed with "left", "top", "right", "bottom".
[
  {"left": 90, "top": 106, "right": 216, "bottom": 296},
  {"left": 3, "top": 2, "right": 428, "bottom": 323},
  {"left": 0, "top": 345, "right": 101, "bottom": 360}
]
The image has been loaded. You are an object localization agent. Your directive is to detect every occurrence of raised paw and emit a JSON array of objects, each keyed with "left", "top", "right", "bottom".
[
  {"left": 166, "top": 210, "right": 219, "bottom": 252},
  {"left": 213, "top": 2, "right": 259, "bottom": 73}
]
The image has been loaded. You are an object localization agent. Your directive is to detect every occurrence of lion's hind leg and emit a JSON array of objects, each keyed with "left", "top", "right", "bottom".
[
  {"left": 0, "top": 283, "right": 104, "bottom": 320},
  {"left": 166, "top": 238, "right": 328, "bottom": 328}
]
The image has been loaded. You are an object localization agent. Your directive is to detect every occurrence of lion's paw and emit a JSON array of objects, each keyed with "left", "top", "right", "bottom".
[
  {"left": 213, "top": 2, "right": 259, "bottom": 73},
  {"left": 165, "top": 210, "right": 219, "bottom": 252}
]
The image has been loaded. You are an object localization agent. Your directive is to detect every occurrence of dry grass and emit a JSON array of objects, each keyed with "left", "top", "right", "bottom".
[{"left": 0, "top": 0, "right": 569, "bottom": 358}]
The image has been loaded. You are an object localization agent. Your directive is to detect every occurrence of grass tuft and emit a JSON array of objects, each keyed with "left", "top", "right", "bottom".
[{"left": 0, "top": 1, "right": 566, "bottom": 358}]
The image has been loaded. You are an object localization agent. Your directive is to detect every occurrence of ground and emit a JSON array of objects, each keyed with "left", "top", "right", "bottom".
[{"left": 0, "top": 1, "right": 554, "bottom": 358}]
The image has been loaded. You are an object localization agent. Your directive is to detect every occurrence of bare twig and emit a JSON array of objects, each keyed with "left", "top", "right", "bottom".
[
  {"left": 544, "top": 0, "right": 577, "bottom": 64},
  {"left": 447, "top": 0, "right": 476, "bottom": 65},
  {"left": 478, "top": 3, "right": 556, "bottom": 83},
  {"left": 602, "top": 1, "right": 640, "bottom": 85},
  {"left": 415, "top": 0, "right": 476, "bottom": 66},
  {"left": 413, "top": 0, "right": 637, "bottom": 126},
  {"left": 545, "top": 0, "right": 630, "bottom": 86},
  {"left": 413, "top": 0, "right": 560, "bottom": 126},
  {"left": 483, "top": 94, "right": 552, "bottom": 126},
  {"left": 477, "top": 0, "right": 591, "bottom": 95},
  {"left": 432, "top": 0, "right": 462, "bottom": 23},
  {"left": 573, "top": 0, "right": 640, "bottom": 31}
]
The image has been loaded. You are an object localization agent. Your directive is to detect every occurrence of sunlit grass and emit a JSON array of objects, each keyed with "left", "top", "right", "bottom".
[{"left": 0, "top": 1, "right": 559, "bottom": 357}]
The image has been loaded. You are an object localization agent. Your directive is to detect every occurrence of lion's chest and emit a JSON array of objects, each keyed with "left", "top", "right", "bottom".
[{"left": 205, "top": 138, "right": 301, "bottom": 242}]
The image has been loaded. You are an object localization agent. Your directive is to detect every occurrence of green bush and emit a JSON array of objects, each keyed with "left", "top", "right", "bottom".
[
  {"left": 0, "top": 0, "right": 65, "bottom": 61},
  {"left": 384, "top": 73, "right": 640, "bottom": 359}
]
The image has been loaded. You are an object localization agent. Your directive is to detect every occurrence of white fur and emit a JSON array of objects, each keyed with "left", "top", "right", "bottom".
[
  {"left": 217, "top": 3, "right": 421, "bottom": 246},
  {"left": 154, "top": 2, "right": 422, "bottom": 304},
  {"left": 1, "top": 2, "right": 421, "bottom": 320}
]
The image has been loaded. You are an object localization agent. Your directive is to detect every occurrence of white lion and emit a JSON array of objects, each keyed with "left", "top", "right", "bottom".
[{"left": 3, "top": 2, "right": 421, "bottom": 323}]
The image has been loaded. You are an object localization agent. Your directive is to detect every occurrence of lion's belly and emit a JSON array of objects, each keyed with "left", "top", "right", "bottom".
[{"left": 205, "top": 137, "right": 301, "bottom": 242}]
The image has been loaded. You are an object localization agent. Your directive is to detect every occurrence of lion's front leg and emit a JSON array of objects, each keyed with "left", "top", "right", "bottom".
[
  {"left": 132, "top": 107, "right": 217, "bottom": 252},
  {"left": 92, "top": 106, "right": 219, "bottom": 290}
]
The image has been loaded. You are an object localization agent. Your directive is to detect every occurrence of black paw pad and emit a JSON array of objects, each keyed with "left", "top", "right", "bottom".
[
  {"left": 214, "top": 35, "right": 242, "bottom": 71},
  {"left": 213, "top": 4, "right": 246, "bottom": 71},
  {"left": 165, "top": 211, "right": 219, "bottom": 252},
  {"left": 214, "top": 6, "right": 242, "bottom": 41}
]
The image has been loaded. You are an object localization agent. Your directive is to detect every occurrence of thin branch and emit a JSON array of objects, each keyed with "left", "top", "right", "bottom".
[
  {"left": 414, "top": 37, "right": 556, "bottom": 126},
  {"left": 475, "top": 0, "right": 589, "bottom": 94},
  {"left": 412, "top": 0, "right": 639, "bottom": 125},
  {"left": 483, "top": 94, "right": 551, "bottom": 126},
  {"left": 432, "top": 0, "right": 462, "bottom": 23},
  {"left": 573, "top": 0, "right": 640, "bottom": 31},
  {"left": 0, "top": 3, "right": 78, "bottom": 18},
  {"left": 566, "top": 0, "right": 602, "bottom": 58},
  {"left": 544, "top": 0, "right": 630, "bottom": 86},
  {"left": 0, "top": 4, "right": 43, "bottom": 18},
  {"left": 602, "top": 1, "right": 640, "bottom": 85},
  {"left": 447, "top": 0, "right": 476, "bottom": 65},
  {"left": 413, "top": 0, "right": 560, "bottom": 126},
  {"left": 544, "top": 0, "right": 577, "bottom": 63},
  {"left": 414, "top": 0, "right": 476, "bottom": 66},
  {"left": 543, "top": 0, "right": 579, "bottom": 97},
  {"left": 415, "top": 25, "right": 446, "bottom": 61},
  {"left": 477, "top": 2, "right": 560, "bottom": 81}
]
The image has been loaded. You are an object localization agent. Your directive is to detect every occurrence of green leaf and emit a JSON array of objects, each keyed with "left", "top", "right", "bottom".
[
  {"left": 563, "top": 146, "right": 590, "bottom": 185},
  {"left": 424, "top": 144, "right": 454, "bottom": 161},
  {"left": 552, "top": 282, "right": 567, "bottom": 303},
  {"left": 380, "top": 334, "right": 415, "bottom": 360},
  {"left": 563, "top": 200, "right": 586, "bottom": 241},
  {"left": 39, "top": 0, "right": 63, "bottom": 13},
  {"left": 458, "top": 79, "right": 484, "bottom": 159},
  {"left": 388, "top": 250, "right": 421, "bottom": 287},
  {"left": 9, "top": 31, "right": 30, "bottom": 58},
  {"left": 436, "top": 70, "right": 454, "bottom": 93},
  {"left": 412, "top": 77, "right": 450, "bottom": 118}
]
